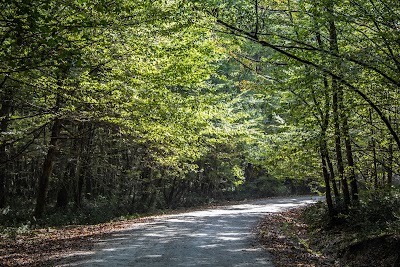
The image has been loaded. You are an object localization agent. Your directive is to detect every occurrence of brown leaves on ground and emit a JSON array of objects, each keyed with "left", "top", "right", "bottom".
[
  {"left": 256, "top": 207, "right": 339, "bottom": 267},
  {"left": 0, "top": 217, "right": 154, "bottom": 266},
  {"left": 256, "top": 206, "right": 400, "bottom": 267}
]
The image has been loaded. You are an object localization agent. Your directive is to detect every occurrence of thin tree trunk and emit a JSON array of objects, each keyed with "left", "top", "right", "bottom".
[
  {"left": 75, "top": 165, "right": 83, "bottom": 207},
  {"left": 0, "top": 77, "right": 11, "bottom": 208},
  {"left": 71, "top": 125, "right": 82, "bottom": 208},
  {"left": 339, "top": 81, "right": 358, "bottom": 201},
  {"left": 164, "top": 177, "right": 177, "bottom": 208},
  {"left": 328, "top": 2, "right": 351, "bottom": 206},
  {"left": 319, "top": 90, "right": 335, "bottom": 217},
  {"left": 369, "top": 109, "right": 379, "bottom": 188},
  {"left": 315, "top": 29, "right": 341, "bottom": 205},
  {"left": 34, "top": 117, "right": 62, "bottom": 218},
  {"left": 326, "top": 152, "right": 340, "bottom": 201},
  {"left": 320, "top": 123, "right": 335, "bottom": 218},
  {"left": 387, "top": 139, "right": 393, "bottom": 186},
  {"left": 83, "top": 124, "right": 95, "bottom": 200},
  {"left": 0, "top": 142, "right": 9, "bottom": 209},
  {"left": 387, "top": 113, "right": 395, "bottom": 186},
  {"left": 321, "top": 148, "right": 335, "bottom": 218},
  {"left": 332, "top": 83, "right": 350, "bottom": 206},
  {"left": 342, "top": 114, "right": 358, "bottom": 201}
]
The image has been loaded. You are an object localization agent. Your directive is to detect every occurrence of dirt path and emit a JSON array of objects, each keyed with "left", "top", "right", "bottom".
[{"left": 57, "top": 196, "right": 318, "bottom": 267}]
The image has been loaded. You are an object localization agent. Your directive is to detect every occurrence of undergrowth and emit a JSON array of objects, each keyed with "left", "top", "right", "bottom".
[
  {"left": 302, "top": 188, "right": 400, "bottom": 266},
  {"left": 0, "top": 197, "right": 143, "bottom": 236},
  {"left": 304, "top": 188, "right": 400, "bottom": 235}
]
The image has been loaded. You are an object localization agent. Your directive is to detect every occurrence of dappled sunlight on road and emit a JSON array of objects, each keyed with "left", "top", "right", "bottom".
[
  {"left": 57, "top": 196, "right": 319, "bottom": 267},
  {"left": 182, "top": 197, "right": 318, "bottom": 218}
]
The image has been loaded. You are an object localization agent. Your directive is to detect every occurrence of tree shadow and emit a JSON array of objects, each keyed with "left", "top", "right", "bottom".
[{"left": 54, "top": 196, "right": 316, "bottom": 267}]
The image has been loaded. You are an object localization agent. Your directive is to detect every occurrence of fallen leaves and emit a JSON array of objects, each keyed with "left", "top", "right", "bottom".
[
  {"left": 0, "top": 216, "right": 154, "bottom": 266},
  {"left": 256, "top": 205, "right": 400, "bottom": 267},
  {"left": 255, "top": 207, "right": 338, "bottom": 267}
]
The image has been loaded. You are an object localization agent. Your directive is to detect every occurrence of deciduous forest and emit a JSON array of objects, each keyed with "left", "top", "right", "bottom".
[{"left": 1, "top": 0, "right": 400, "bottom": 265}]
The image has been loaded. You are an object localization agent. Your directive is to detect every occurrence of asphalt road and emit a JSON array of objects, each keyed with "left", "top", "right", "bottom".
[{"left": 58, "top": 196, "right": 318, "bottom": 267}]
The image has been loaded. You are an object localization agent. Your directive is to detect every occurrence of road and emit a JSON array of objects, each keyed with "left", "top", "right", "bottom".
[{"left": 58, "top": 196, "right": 318, "bottom": 267}]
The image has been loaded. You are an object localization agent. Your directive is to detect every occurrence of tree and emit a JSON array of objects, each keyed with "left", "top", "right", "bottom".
[
  {"left": 192, "top": 0, "right": 400, "bottom": 218},
  {"left": 1, "top": 0, "right": 256, "bottom": 219}
]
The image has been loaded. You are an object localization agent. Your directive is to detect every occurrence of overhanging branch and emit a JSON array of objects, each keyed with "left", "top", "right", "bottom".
[{"left": 215, "top": 18, "right": 400, "bottom": 151}]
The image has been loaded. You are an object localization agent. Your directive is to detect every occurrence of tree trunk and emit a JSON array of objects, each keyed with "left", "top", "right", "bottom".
[
  {"left": 136, "top": 166, "right": 152, "bottom": 212},
  {"left": 369, "top": 109, "right": 379, "bottom": 188},
  {"left": 328, "top": 2, "right": 350, "bottom": 207},
  {"left": 56, "top": 185, "right": 68, "bottom": 208},
  {"left": 332, "top": 83, "right": 350, "bottom": 206},
  {"left": 164, "top": 177, "right": 177, "bottom": 208},
  {"left": 326, "top": 152, "right": 340, "bottom": 201},
  {"left": 321, "top": 151, "right": 335, "bottom": 218},
  {"left": 342, "top": 114, "right": 358, "bottom": 201},
  {"left": 74, "top": 123, "right": 94, "bottom": 202},
  {"left": 0, "top": 148, "right": 6, "bottom": 209},
  {"left": 387, "top": 139, "right": 393, "bottom": 186},
  {"left": 338, "top": 78, "right": 358, "bottom": 201},
  {"left": 70, "top": 128, "right": 82, "bottom": 208},
  {"left": 34, "top": 118, "right": 62, "bottom": 218},
  {"left": 320, "top": 131, "right": 335, "bottom": 218},
  {"left": 315, "top": 30, "right": 341, "bottom": 205},
  {"left": 0, "top": 78, "right": 11, "bottom": 208}
]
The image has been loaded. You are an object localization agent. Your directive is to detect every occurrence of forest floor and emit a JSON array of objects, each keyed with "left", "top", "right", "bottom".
[
  {"left": 0, "top": 216, "right": 156, "bottom": 266},
  {"left": 256, "top": 206, "right": 400, "bottom": 267}
]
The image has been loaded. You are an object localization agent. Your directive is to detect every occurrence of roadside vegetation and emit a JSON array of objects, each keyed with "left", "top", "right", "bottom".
[{"left": 258, "top": 189, "right": 400, "bottom": 266}]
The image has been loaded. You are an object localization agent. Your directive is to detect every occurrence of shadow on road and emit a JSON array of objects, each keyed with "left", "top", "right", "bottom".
[{"left": 57, "top": 196, "right": 318, "bottom": 267}]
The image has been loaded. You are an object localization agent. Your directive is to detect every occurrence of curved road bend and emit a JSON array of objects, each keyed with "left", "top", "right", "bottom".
[{"left": 58, "top": 196, "right": 319, "bottom": 267}]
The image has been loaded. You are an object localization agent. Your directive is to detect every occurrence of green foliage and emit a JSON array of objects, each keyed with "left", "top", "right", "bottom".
[
  {"left": 1, "top": 0, "right": 275, "bottom": 224},
  {"left": 236, "top": 175, "right": 290, "bottom": 198},
  {"left": 0, "top": 196, "right": 139, "bottom": 229},
  {"left": 2, "top": 0, "right": 399, "bottom": 229},
  {"left": 348, "top": 189, "right": 400, "bottom": 232},
  {"left": 304, "top": 188, "right": 400, "bottom": 236}
]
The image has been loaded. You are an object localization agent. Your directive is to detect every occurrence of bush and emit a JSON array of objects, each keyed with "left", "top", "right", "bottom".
[
  {"left": 0, "top": 196, "right": 136, "bottom": 230},
  {"left": 347, "top": 188, "right": 400, "bottom": 231},
  {"left": 235, "top": 175, "right": 290, "bottom": 199},
  {"left": 303, "top": 188, "right": 400, "bottom": 234}
]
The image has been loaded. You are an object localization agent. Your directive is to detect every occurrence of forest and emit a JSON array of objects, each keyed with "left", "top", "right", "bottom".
[{"left": 1, "top": 0, "right": 400, "bottom": 254}]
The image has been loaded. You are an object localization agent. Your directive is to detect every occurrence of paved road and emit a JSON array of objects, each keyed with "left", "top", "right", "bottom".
[{"left": 58, "top": 196, "right": 318, "bottom": 267}]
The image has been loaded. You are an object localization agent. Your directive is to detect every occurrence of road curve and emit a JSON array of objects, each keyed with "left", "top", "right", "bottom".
[{"left": 58, "top": 196, "right": 319, "bottom": 267}]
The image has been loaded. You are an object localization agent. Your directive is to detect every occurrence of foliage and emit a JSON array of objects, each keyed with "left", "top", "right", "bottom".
[
  {"left": 236, "top": 175, "right": 290, "bottom": 198},
  {"left": 193, "top": 0, "right": 400, "bottom": 218},
  {"left": 0, "top": 0, "right": 282, "bottom": 225},
  {"left": 299, "top": 190, "right": 400, "bottom": 266},
  {"left": 1, "top": 0, "right": 400, "bottom": 233},
  {"left": 348, "top": 189, "right": 400, "bottom": 232},
  {"left": 304, "top": 188, "right": 400, "bottom": 235}
]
